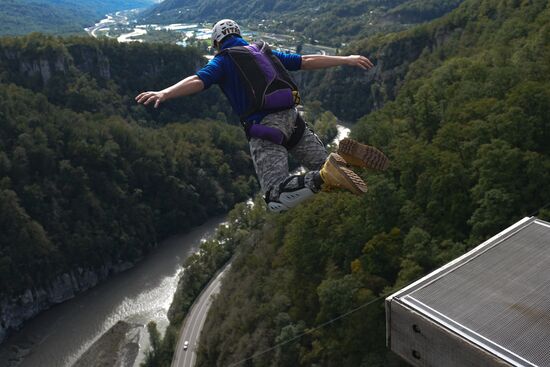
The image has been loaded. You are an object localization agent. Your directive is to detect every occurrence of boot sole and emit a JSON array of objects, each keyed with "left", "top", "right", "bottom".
[
  {"left": 327, "top": 154, "right": 368, "bottom": 195},
  {"left": 338, "top": 138, "right": 390, "bottom": 171}
]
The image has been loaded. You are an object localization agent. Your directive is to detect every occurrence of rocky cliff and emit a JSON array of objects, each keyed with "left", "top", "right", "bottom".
[
  {"left": 302, "top": 7, "right": 466, "bottom": 121},
  {"left": 0, "top": 34, "right": 224, "bottom": 121},
  {"left": 301, "top": 28, "right": 434, "bottom": 121},
  {"left": 0, "top": 260, "right": 134, "bottom": 344}
]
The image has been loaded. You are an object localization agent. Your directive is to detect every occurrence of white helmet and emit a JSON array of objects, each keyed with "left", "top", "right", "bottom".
[{"left": 211, "top": 19, "right": 241, "bottom": 46}]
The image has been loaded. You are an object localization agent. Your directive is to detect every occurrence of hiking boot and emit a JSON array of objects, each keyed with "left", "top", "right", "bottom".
[
  {"left": 337, "top": 138, "right": 390, "bottom": 171},
  {"left": 320, "top": 153, "right": 368, "bottom": 195}
]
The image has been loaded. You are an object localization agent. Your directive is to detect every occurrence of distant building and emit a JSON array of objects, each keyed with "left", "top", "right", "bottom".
[{"left": 386, "top": 217, "right": 550, "bottom": 367}]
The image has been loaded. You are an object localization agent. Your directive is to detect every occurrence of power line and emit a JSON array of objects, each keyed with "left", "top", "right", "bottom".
[
  {"left": 529, "top": 200, "right": 550, "bottom": 218},
  {"left": 227, "top": 290, "right": 393, "bottom": 367}
]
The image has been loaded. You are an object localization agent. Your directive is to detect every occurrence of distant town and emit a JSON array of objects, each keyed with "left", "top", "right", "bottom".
[{"left": 86, "top": 9, "right": 337, "bottom": 56}]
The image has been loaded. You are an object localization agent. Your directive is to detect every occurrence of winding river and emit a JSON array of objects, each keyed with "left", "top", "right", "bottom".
[{"left": 0, "top": 217, "right": 223, "bottom": 367}]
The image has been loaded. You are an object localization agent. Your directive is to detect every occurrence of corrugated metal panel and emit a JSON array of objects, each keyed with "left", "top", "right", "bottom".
[{"left": 399, "top": 219, "right": 550, "bottom": 367}]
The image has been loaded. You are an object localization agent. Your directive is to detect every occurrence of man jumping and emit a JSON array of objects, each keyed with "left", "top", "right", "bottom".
[{"left": 136, "top": 19, "right": 389, "bottom": 212}]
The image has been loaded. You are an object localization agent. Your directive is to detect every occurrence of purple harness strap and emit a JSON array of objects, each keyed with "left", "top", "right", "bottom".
[
  {"left": 248, "top": 124, "right": 285, "bottom": 145},
  {"left": 246, "top": 114, "right": 306, "bottom": 150}
]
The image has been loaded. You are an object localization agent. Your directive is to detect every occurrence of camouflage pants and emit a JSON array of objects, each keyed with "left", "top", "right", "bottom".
[{"left": 249, "top": 108, "right": 328, "bottom": 202}]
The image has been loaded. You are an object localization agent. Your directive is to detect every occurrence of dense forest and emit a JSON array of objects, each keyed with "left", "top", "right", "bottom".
[
  {"left": 0, "top": 0, "right": 155, "bottom": 36},
  {"left": 175, "top": 0, "right": 548, "bottom": 366},
  {"left": 0, "top": 35, "right": 257, "bottom": 300},
  {"left": 141, "top": 0, "right": 464, "bottom": 47}
]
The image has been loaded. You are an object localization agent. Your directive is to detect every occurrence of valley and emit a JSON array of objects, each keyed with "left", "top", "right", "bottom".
[{"left": 85, "top": 10, "right": 337, "bottom": 56}]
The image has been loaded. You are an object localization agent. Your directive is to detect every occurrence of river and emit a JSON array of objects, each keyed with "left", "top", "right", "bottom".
[{"left": 0, "top": 217, "right": 223, "bottom": 367}]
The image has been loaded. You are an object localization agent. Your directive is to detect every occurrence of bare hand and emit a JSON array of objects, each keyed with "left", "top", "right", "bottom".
[
  {"left": 135, "top": 91, "right": 167, "bottom": 108},
  {"left": 346, "top": 55, "right": 374, "bottom": 70}
]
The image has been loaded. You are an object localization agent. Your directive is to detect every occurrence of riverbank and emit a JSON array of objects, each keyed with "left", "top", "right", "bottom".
[
  {"left": 72, "top": 321, "right": 141, "bottom": 367},
  {"left": 0, "top": 260, "right": 135, "bottom": 345}
]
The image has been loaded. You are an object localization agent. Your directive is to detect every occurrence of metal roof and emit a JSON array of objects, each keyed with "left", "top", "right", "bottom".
[{"left": 387, "top": 217, "right": 550, "bottom": 367}]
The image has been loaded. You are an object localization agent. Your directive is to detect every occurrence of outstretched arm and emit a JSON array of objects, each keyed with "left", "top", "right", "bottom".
[
  {"left": 301, "top": 55, "right": 374, "bottom": 71},
  {"left": 135, "top": 75, "right": 205, "bottom": 108}
]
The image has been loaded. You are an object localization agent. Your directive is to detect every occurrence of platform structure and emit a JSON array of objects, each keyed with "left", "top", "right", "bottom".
[{"left": 386, "top": 217, "right": 550, "bottom": 367}]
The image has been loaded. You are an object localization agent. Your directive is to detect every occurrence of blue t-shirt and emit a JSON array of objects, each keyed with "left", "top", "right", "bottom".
[{"left": 196, "top": 36, "right": 302, "bottom": 123}]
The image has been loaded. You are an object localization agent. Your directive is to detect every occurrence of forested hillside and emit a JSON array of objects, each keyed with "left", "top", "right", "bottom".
[
  {"left": 0, "top": 0, "right": 154, "bottom": 36},
  {"left": 141, "top": 0, "right": 463, "bottom": 47},
  {"left": 302, "top": 0, "right": 550, "bottom": 121},
  {"left": 0, "top": 35, "right": 256, "bottom": 341},
  {"left": 0, "top": 34, "right": 231, "bottom": 124},
  {"left": 188, "top": 0, "right": 550, "bottom": 366}
]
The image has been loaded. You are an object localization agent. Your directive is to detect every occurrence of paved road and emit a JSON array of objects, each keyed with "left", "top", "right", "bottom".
[{"left": 172, "top": 264, "right": 231, "bottom": 367}]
